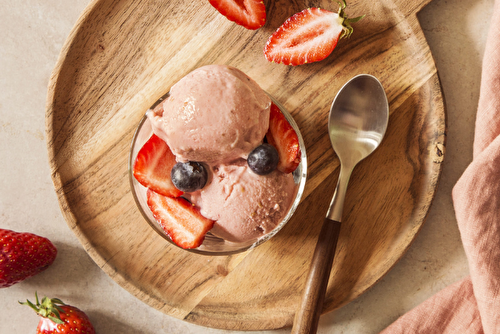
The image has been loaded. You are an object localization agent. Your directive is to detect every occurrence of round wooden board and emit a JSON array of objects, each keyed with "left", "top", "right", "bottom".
[{"left": 46, "top": 0, "right": 446, "bottom": 330}]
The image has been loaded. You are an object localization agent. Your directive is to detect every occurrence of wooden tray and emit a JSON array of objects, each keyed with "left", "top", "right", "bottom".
[{"left": 46, "top": 0, "right": 445, "bottom": 330}]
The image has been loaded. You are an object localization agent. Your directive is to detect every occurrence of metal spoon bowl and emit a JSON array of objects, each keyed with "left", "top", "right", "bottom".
[
  {"left": 327, "top": 74, "right": 389, "bottom": 222},
  {"left": 292, "top": 74, "right": 389, "bottom": 334}
]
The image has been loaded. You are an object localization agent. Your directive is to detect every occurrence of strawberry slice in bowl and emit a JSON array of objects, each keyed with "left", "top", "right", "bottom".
[
  {"left": 266, "top": 102, "right": 301, "bottom": 174},
  {"left": 133, "top": 133, "right": 183, "bottom": 198},
  {"left": 147, "top": 189, "right": 215, "bottom": 249}
]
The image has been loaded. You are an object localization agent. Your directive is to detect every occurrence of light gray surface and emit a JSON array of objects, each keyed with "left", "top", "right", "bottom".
[{"left": 0, "top": 0, "right": 493, "bottom": 332}]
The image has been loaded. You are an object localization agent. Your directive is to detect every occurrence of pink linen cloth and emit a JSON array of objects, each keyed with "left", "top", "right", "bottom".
[{"left": 382, "top": 1, "right": 500, "bottom": 333}]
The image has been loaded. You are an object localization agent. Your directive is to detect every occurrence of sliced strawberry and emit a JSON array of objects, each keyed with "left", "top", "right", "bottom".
[
  {"left": 266, "top": 103, "right": 301, "bottom": 173},
  {"left": 133, "top": 134, "right": 183, "bottom": 198},
  {"left": 147, "top": 189, "right": 214, "bottom": 249},
  {"left": 264, "top": 2, "right": 363, "bottom": 65},
  {"left": 209, "top": 0, "right": 266, "bottom": 30}
]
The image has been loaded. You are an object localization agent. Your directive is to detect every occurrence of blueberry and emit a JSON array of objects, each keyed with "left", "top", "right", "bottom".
[
  {"left": 247, "top": 144, "right": 279, "bottom": 175},
  {"left": 171, "top": 161, "right": 208, "bottom": 192}
]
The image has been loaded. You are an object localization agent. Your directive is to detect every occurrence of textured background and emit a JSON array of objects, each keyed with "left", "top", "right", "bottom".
[{"left": 0, "top": 0, "right": 493, "bottom": 332}]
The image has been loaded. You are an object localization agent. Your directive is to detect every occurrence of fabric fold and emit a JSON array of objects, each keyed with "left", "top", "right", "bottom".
[{"left": 382, "top": 0, "right": 500, "bottom": 332}]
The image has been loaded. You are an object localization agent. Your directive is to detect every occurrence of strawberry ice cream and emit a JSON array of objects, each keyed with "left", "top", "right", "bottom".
[
  {"left": 148, "top": 65, "right": 272, "bottom": 165},
  {"left": 189, "top": 162, "right": 296, "bottom": 243},
  {"left": 133, "top": 64, "right": 302, "bottom": 247}
]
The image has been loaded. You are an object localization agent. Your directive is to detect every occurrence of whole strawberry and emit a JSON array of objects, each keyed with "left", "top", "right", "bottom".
[
  {"left": 0, "top": 228, "right": 57, "bottom": 288},
  {"left": 21, "top": 293, "right": 96, "bottom": 334}
]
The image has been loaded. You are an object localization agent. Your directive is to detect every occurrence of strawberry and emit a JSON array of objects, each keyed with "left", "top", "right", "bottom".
[
  {"left": 0, "top": 229, "right": 57, "bottom": 288},
  {"left": 266, "top": 103, "right": 301, "bottom": 173},
  {"left": 133, "top": 134, "right": 183, "bottom": 198},
  {"left": 20, "top": 293, "right": 95, "bottom": 334},
  {"left": 208, "top": 0, "right": 266, "bottom": 30},
  {"left": 264, "top": 0, "right": 363, "bottom": 65},
  {"left": 147, "top": 189, "right": 214, "bottom": 249}
]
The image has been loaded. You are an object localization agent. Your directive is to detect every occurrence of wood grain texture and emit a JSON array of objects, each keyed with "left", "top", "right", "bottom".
[{"left": 45, "top": 0, "right": 445, "bottom": 330}]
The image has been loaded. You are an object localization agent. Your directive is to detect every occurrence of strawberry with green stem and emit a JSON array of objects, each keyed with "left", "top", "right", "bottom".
[
  {"left": 20, "top": 292, "right": 95, "bottom": 334},
  {"left": 264, "top": 0, "right": 364, "bottom": 65}
]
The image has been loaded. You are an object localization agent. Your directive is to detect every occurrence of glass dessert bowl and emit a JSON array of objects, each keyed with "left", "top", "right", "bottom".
[{"left": 128, "top": 66, "right": 307, "bottom": 255}]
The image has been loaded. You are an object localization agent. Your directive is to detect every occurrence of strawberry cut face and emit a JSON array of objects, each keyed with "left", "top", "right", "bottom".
[
  {"left": 266, "top": 103, "right": 301, "bottom": 174},
  {"left": 209, "top": 0, "right": 266, "bottom": 30},
  {"left": 264, "top": 1, "right": 363, "bottom": 66},
  {"left": 264, "top": 8, "right": 343, "bottom": 66},
  {"left": 133, "top": 134, "right": 183, "bottom": 198},
  {"left": 147, "top": 189, "right": 214, "bottom": 249}
]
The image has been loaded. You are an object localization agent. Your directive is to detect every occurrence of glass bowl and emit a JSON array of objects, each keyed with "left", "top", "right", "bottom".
[{"left": 128, "top": 97, "right": 307, "bottom": 255}]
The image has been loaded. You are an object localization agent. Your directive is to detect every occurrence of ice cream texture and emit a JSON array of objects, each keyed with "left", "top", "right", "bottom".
[
  {"left": 189, "top": 163, "right": 296, "bottom": 242},
  {"left": 145, "top": 64, "right": 298, "bottom": 244},
  {"left": 148, "top": 64, "right": 272, "bottom": 165}
]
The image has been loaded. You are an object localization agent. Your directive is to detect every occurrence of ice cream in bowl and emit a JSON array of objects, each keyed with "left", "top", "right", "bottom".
[{"left": 128, "top": 65, "right": 307, "bottom": 255}]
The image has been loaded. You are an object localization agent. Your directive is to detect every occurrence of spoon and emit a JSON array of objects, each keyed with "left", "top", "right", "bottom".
[{"left": 291, "top": 74, "right": 389, "bottom": 334}]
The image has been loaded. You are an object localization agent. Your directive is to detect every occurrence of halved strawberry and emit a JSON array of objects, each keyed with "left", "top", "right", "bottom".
[
  {"left": 209, "top": 0, "right": 266, "bottom": 30},
  {"left": 266, "top": 103, "right": 301, "bottom": 173},
  {"left": 133, "top": 134, "right": 183, "bottom": 198},
  {"left": 147, "top": 189, "right": 214, "bottom": 249},
  {"left": 264, "top": 1, "right": 363, "bottom": 65}
]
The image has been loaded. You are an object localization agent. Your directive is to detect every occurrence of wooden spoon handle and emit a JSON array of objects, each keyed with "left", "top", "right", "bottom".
[{"left": 291, "top": 218, "right": 342, "bottom": 334}]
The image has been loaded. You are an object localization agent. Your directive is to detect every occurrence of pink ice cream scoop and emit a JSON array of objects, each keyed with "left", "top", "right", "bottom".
[
  {"left": 144, "top": 64, "right": 299, "bottom": 244},
  {"left": 148, "top": 65, "right": 271, "bottom": 165},
  {"left": 189, "top": 163, "right": 297, "bottom": 243}
]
